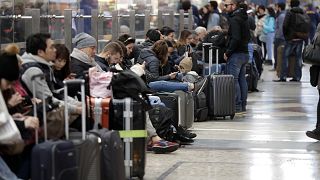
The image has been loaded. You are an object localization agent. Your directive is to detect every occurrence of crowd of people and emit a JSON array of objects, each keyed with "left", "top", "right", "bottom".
[{"left": 1, "top": 0, "right": 320, "bottom": 179}]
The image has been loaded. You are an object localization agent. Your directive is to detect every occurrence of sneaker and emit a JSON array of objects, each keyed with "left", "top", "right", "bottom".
[
  {"left": 306, "top": 129, "right": 320, "bottom": 141},
  {"left": 150, "top": 140, "right": 179, "bottom": 154},
  {"left": 289, "top": 79, "right": 300, "bottom": 82},
  {"left": 273, "top": 79, "right": 286, "bottom": 82},
  {"left": 177, "top": 126, "right": 197, "bottom": 139}
]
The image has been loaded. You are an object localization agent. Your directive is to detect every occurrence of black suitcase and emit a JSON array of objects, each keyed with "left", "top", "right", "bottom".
[
  {"left": 31, "top": 74, "right": 78, "bottom": 180},
  {"left": 155, "top": 93, "right": 179, "bottom": 128},
  {"left": 194, "top": 91, "right": 208, "bottom": 122},
  {"left": 90, "top": 129, "right": 125, "bottom": 180},
  {"left": 64, "top": 80, "right": 101, "bottom": 180},
  {"left": 110, "top": 98, "right": 147, "bottom": 179}
]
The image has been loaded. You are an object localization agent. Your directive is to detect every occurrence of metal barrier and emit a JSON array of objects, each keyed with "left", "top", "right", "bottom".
[{"left": 0, "top": 8, "right": 194, "bottom": 52}]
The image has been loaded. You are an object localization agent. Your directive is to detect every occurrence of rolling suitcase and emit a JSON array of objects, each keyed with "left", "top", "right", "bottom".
[
  {"left": 89, "top": 129, "right": 125, "bottom": 180},
  {"left": 205, "top": 46, "right": 235, "bottom": 119},
  {"left": 276, "top": 45, "right": 296, "bottom": 78},
  {"left": 64, "top": 79, "right": 101, "bottom": 180},
  {"left": 31, "top": 74, "right": 78, "bottom": 180},
  {"left": 87, "top": 97, "right": 111, "bottom": 129},
  {"left": 110, "top": 98, "right": 147, "bottom": 179},
  {"left": 174, "top": 91, "right": 194, "bottom": 129}
]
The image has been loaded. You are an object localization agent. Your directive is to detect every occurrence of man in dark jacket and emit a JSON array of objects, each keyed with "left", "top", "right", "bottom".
[
  {"left": 224, "top": 0, "right": 250, "bottom": 114},
  {"left": 275, "top": 0, "right": 307, "bottom": 82}
]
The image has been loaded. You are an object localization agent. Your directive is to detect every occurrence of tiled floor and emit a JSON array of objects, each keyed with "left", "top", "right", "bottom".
[{"left": 145, "top": 64, "right": 320, "bottom": 180}]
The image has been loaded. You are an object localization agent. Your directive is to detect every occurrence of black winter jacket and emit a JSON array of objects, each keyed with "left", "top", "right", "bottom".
[
  {"left": 225, "top": 8, "right": 250, "bottom": 58},
  {"left": 70, "top": 57, "right": 93, "bottom": 79},
  {"left": 283, "top": 7, "right": 306, "bottom": 41},
  {"left": 95, "top": 55, "right": 110, "bottom": 72},
  {"left": 137, "top": 49, "right": 170, "bottom": 82}
]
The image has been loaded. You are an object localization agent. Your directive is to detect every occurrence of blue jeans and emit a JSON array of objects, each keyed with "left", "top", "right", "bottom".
[
  {"left": 226, "top": 53, "right": 249, "bottom": 112},
  {"left": 0, "top": 156, "right": 19, "bottom": 180},
  {"left": 280, "top": 40, "right": 303, "bottom": 80},
  {"left": 266, "top": 32, "right": 275, "bottom": 61},
  {"left": 149, "top": 81, "right": 189, "bottom": 92}
]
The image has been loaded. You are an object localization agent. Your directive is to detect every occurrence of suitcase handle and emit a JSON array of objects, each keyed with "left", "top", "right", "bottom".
[
  {"left": 31, "top": 74, "right": 47, "bottom": 143},
  {"left": 63, "top": 79, "right": 86, "bottom": 140}
]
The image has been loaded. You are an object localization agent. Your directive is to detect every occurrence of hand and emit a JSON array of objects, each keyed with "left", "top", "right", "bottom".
[
  {"left": 66, "top": 73, "right": 76, "bottom": 80},
  {"left": 12, "top": 113, "right": 24, "bottom": 119},
  {"left": 8, "top": 92, "right": 24, "bottom": 107},
  {"left": 31, "top": 98, "right": 42, "bottom": 104},
  {"left": 24, "top": 116, "right": 39, "bottom": 129},
  {"left": 169, "top": 72, "right": 178, "bottom": 79},
  {"left": 174, "top": 65, "right": 180, "bottom": 72},
  {"left": 224, "top": 53, "right": 228, "bottom": 61}
]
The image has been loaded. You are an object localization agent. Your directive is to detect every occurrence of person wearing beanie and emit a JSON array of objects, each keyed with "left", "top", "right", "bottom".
[{"left": 70, "top": 32, "right": 97, "bottom": 80}]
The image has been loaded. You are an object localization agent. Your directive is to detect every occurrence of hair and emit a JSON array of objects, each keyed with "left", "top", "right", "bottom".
[
  {"left": 4, "top": 44, "right": 19, "bottom": 55},
  {"left": 146, "top": 29, "right": 161, "bottom": 42},
  {"left": 102, "top": 42, "right": 123, "bottom": 56},
  {"left": 277, "top": 3, "right": 286, "bottom": 11},
  {"left": 53, "top": 44, "right": 70, "bottom": 78},
  {"left": 178, "top": 30, "right": 192, "bottom": 46},
  {"left": 258, "top": 5, "right": 266, "bottom": 11},
  {"left": 195, "top": 26, "right": 207, "bottom": 35},
  {"left": 181, "top": 0, "right": 191, "bottom": 11},
  {"left": 114, "top": 40, "right": 127, "bottom": 58},
  {"left": 152, "top": 40, "right": 168, "bottom": 65},
  {"left": 26, "top": 33, "right": 51, "bottom": 55},
  {"left": 267, "top": 7, "right": 276, "bottom": 18},
  {"left": 290, "top": 0, "right": 300, "bottom": 8},
  {"left": 160, "top": 26, "right": 175, "bottom": 36},
  {"left": 199, "top": 4, "right": 210, "bottom": 15},
  {"left": 118, "top": 34, "right": 135, "bottom": 46},
  {"left": 164, "top": 40, "right": 174, "bottom": 48},
  {"left": 210, "top": 1, "right": 218, "bottom": 10}
]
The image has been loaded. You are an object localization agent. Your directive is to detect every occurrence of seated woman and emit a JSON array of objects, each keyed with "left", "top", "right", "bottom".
[{"left": 138, "top": 40, "right": 204, "bottom": 93}]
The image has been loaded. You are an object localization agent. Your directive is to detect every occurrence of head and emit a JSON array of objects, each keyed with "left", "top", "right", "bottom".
[
  {"left": 224, "top": 0, "right": 241, "bottom": 13},
  {"left": 152, "top": 40, "right": 169, "bottom": 65},
  {"left": 195, "top": 26, "right": 207, "bottom": 41},
  {"left": 266, "top": 7, "right": 276, "bottom": 18},
  {"left": 26, "top": 33, "right": 56, "bottom": 62},
  {"left": 119, "top": 25, "right": 130, "bottom": 35},
  {"left": 4, "top": 44, "right": 21, "bottom": 66},
  {"left": 118, "top": 34, "right": 136, "bottom": 56},
  {"left": 73, "top": 32, "right": 97, "bottom": 58},
  {"left": 164, "top": 40, "right": 174, "bottom": 56},
  {"left": 146, "top": 29, "right": 161, "bottom": 43},
  {"left": 179, "top": 30, "right": 193, "bottom": 45},
  {"left": 209, "top": 1, "right": 219, "bottom": 11},
  {"left": 257, "top": 5, "right": 266, "bottom": 15},
  {"left": 53, "top": 44, "right": 70, "bottom": 77},
  {"left": 200, "top": 5, "right": 210, "bottom": 15},
  {"left": 114, "top": 40, "right": 127, "bottom": 60},
  {"left": 290, "top": 0, "right": 300, "bottom": 8},
  {"left": 101, "top": 42, "right": 123, "bottom": 65},
  {"left": 277, "top": 3, "right": 286, "bottom": 12},
  {"left": 160, "top": 26, "right": 175, "bottom": 41},
  {"left": 181, "top": 0, "right": 191, "bottom": 11},
  {"left": 190, "top": 31, "right": 199, "bottom": 46},
  {"left": 0, "top": 52, "right": 20, "bottom": 91}
]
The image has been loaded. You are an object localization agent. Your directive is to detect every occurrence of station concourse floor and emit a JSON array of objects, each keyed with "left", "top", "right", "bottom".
[{"left": 145, "top": 64, "right": 320, "bottom": 180}]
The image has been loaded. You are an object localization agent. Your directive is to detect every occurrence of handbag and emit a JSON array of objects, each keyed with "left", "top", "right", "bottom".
[
  {"left": 89, "top": 66, "right": 113, "bottom": 98},
  {"left": 303, "top": 36, "right": 320, "bottom": 65}
]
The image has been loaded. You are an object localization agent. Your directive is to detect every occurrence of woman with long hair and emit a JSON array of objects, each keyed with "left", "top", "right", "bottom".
[{"left": 262, "top": 7, "right": 276, "bottom": 66}]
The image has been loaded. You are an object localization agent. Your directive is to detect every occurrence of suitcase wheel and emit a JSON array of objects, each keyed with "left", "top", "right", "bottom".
[{"left": 230, "top": 115, "right": 235, "bottom": 120}]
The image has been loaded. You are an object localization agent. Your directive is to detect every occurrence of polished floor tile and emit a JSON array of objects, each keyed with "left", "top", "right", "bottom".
[{"left": 145, "top": 64, "right": 320, "bottom": 180}]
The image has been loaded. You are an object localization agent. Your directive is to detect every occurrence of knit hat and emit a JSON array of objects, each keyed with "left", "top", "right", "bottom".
[
  {"left": 146, "top": 29, "right": 161, "bottom": 42},
  {"left": 179, "top": 57, "right": 193, "bottom": 73},
  {"left": 73, "top": 32, "right": 97, "bottom": 49},
  {"left": 0, "top": 52, "right": 20, "bottom": 81}
]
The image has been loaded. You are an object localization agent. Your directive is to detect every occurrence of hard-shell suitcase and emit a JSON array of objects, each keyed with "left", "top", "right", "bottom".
[
  {"left": 89, "top": 129, "right": 125, "bottom": 180},
  {"left": 31, "top": 74, "right": 78, "bottom": 180},
  {"left": 205, "top": 45, "right": 235, "bottom": 119},
  {"left": 110, "top": 98, "right": 147, "bottom": 179},
  {"left": 87, "top": 97, "right": 111, "bottom": 129},
  {"left": 174, "top": 90, "right": 194, "bottom": 129},
  {"left": 64, "top": 80, "right": 101, "bottom": 180},
  {"left": 194, "top": 91, "right": 208, "bottom": 122},
  {"left": 276, "top": 45, "right": 296, "bottom": 78}
]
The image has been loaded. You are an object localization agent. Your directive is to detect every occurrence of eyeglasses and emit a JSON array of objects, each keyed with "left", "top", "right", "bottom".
[{"left": 224, "top": 3, "right": 234, "bottom": 7}]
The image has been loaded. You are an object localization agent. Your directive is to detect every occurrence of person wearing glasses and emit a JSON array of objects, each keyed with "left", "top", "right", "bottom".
[{"left": 223, "top": 0, "right": 250, "bottom": 115}]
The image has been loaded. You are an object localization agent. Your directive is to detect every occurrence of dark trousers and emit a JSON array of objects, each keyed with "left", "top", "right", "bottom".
[
  {"left": 273, "top": 38, "right": 285, "bottom": 69},
  {"left": 317, "top": 89, "right": 320, "bottom": 129}
]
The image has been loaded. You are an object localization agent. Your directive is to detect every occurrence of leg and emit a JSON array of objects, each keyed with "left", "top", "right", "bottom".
[
  {"left": 0, "top": 156, "right": 19, "bottom": 180},
  {"left": 148, "top": 81, "right": 189, "bottom": 92},
  {"left": 317, "top": 89, "right": 320, "bottom": 129},
  {"left": 266, "top": 33, "right": 274, "bottom": 62},
  {"left": 293, "top": 41, "right": 303, "bottom": 81},
  {"left": 280, "top": 42, "right": 293, "bottom": 80},
  {"left": 273, "top": 39, "right": 279, "bottom": 69},
  {"left": 306, "top": 89, "right": 320, "bottom": 140},
  {"left": 226, "top": 54, "right": 242, "bottom": 112},
  {"left": 239, "top": 54, "right": 249, "bottom": 111}
]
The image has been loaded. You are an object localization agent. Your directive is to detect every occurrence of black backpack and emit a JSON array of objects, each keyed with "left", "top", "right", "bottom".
[
  {"left": 111, "top": 70, "right": 153, "bottom": 110},
  {"left": 292, "top": 10, "right": 311, "bottom": 39}
]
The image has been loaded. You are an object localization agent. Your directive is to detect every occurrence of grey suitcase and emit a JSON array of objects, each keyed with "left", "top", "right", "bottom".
[
  {"left": 205, "top": 46, "right": 235, "bottom": 119},
  {"left": 63, "top": 79, "right": 101, "bottom": 180},
  {"left": 174, "top": 90, "right": 194, "bottom": 129},
  {"left": 31, "top": 74, "right": 78, "bottom": 180}
]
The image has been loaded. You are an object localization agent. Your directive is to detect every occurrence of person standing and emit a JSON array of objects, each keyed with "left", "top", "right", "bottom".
[
  {"left": 273, "top": 3, "right": 286, "bottom": 70},
  {"left": 263, "top": 7, "right": 276, "bottom": 67},
  {"left": 224, "top": 0, "right": 250, "bottom": 114}
]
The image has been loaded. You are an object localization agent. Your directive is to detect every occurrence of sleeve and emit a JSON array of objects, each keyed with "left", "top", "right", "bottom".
[
  {"left": 283, "top": 12, "right": 291, "bottom": 39},
  {"left": 225, "top": 18, "right": 241, "bottom": 58},
  {"left": 147, "top": 58, "right": 170, "bottom": 82}
]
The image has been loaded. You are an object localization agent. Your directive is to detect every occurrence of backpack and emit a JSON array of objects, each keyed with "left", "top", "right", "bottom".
[
  {"left": 111, "top": 70, "right": 153, "bottom": 110},
  {"left": 292, "top": 10, "right": 311, "bottom": 39}
]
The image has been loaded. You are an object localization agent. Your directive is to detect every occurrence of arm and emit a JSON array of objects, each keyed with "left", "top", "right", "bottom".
[
  {"left": 283, "top": 12, "right": 291, "bottom": 39},
  {"left": 147, "top": 59, "right": 170, "bottom": 81},
  {"left": 225, "top": 18, "right": 241, "bottom": 58}
]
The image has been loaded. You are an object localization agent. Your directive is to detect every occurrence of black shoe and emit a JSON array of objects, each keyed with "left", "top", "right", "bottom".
[
  {"left": 306, "top": 129, "right": 320, "bottom": 140},
  {"left": 273, "top": 79, "right": 286, "bottom": 82},
  {"left": 194, "top": 78, "right": 208, "bottom": 94},
  {"left": 289, "top": 79, "right": 300, "bottom": 82},
  {"left": 177, "top": 126, "right": 197, "bottom": 139},
  {"left": 173, "top": 133, "right": 194, "bottom": 145}
]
